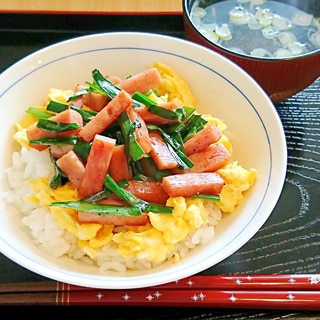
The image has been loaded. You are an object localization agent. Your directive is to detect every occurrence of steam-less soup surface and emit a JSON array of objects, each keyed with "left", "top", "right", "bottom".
[{"left": 190, "top": 0, "right": 320, "bottom": 58}]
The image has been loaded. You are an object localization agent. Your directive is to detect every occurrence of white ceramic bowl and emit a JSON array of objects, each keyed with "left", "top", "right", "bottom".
[{"left": 0, "top": 32, "right": 287, "bottom": 289}]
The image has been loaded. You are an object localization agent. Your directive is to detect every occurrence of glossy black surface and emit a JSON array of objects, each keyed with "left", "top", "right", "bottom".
[{"left": 0, "top": 12, "right": 320, "bottom": 319}]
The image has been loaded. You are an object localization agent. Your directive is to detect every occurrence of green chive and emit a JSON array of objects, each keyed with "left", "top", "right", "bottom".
[
  {"left": 25, "top": 107, "right": 53, "bottom": 119},
  {"left": 36, "top": 119, "right": 79, "bottom": 133},
  {"left": 29, "top": 136, "right": 78, "bottom": 146},
  {"left": 192, "top": 194, "right": 221, "bottom": 202},
  {"left": 46, "top": 100, "right": 68, "bottom": 113},
  {"left": 50, "top": 201, "right": 142, "bottom": 216}
]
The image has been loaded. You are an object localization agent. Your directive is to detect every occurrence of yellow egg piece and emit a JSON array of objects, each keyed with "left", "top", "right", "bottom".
[
  {"left": 185, "top": 198, "right": 209, "bottom": 229},
  {"left": 114, "top": 228, "right": 174, "bottom": 262},
  {"left": 50, "top": 206, "right": 78, "bottom": 236},
  {"left": 13, "top": 126, "right": 30, "bottom": 149},
  {"left": 47, "top": 88, "right": 74, "bottom": 104},
  {"left": 151, "top": 62, "right": 195, "bottom": 107},
  {"left": 78, "top": 239, "right": 98, "bottom": 259},
  {"left": 89, "top": 225, "right": 114, "bottom": 249},
  {"left": 217, "top": 161, "right": 258, "bottom": 213},
  {"left": 76, "top": 223, "right": 102, "bottom": 241},
  {"left": 27, "top": 178, "right": 53, "bottom": 206}
]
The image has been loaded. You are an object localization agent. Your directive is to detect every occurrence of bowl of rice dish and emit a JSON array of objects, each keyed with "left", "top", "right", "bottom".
[{"left": 0, "top": 32, "right": 287, "bottom": 289}]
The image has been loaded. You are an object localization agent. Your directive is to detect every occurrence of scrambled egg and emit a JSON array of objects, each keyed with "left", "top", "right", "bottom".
[
  {"left": 27, "top": 177, "right": 217, "bottom": 262},
  {"left": 17, "top": 63, "right": 257, "bottom": 264},
  {"left": 149, "top": 62, "right": 195, "bottom": 107},
  {"left": 217, "top": 162, "right": 257, "bottom": 213}
]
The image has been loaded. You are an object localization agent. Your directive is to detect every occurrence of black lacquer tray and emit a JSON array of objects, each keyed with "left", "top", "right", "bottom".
[{"left": 0, "top": 12, "right": 320, "bottom": 319}]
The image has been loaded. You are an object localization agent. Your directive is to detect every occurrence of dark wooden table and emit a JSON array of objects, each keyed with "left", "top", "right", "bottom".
[{"left": 1, "top": 12, "right": 320, "bottom": 319}]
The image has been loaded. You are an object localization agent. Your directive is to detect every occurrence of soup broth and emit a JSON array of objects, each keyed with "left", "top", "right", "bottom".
[{"left": 190, "top": 0, "right": 320, "bottom": 58}]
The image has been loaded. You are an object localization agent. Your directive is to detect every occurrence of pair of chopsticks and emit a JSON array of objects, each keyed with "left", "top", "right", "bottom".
[{"left": 1, "top": 274, "right": 320, "bottom": 309}]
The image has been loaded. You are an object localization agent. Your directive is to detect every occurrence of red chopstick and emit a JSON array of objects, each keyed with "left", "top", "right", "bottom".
[
  {"left": 56, "top": 274, "right": 320, "bottom": 292},
  {"left": 155, "top": 274, "right": 320, "bottom": 290},
  {"left": 1, "top": 274, "right": 320, "bottom": 308},
  {"left": 57, "top": 289, "right": 320, "bottom": 309}
]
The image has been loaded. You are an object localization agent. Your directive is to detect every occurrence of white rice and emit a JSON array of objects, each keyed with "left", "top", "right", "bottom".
[{"left": 3, "top": 146, "right": 222, "bottom": 273}]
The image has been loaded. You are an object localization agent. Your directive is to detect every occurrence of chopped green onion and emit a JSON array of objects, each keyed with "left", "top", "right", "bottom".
[
  {"left": 132, "top": 92, "right": 185, "bottom": 120},
  {"left": 92, "top": 69, "right": 120, "bottom": 99},
  {"left": 67, "top": 89, "right": 90, "bottom": 102},
  {"left": 147, "top": 124, "right": 180, "bottom": 149},
  {"left": 29, "top": 136, "right": 78, "bottom": 146},
  {"left": 148, "top": 105, "right": 184, "bottom": 120},
  {"left": 85, "top": 81, "right": 108, "bottom": 97},
  {"left": 145, "top": 203, "right": 173, "bottom": 214},
  {"left": 132, "top": 92, "right": 158, "bottom": 106},
  {"left": 49, "top": 154, "right": 67, "bottom": 189},
  {"left": 104, "top": 174, "right": 147, "bottom": 211},
  {"left": 36, "top": 119, "right": 79, "bottom": 133},
  {"left": 81, "top": 180, "right": 128, "bottom": 203},
  {"left": 91, "top": 69, "right": 141, "bottom": 108},
  {"left": 71, "top": 106, "right": 97, "bottom": 123},
  {"left": 214, "top": 24, "right": 232, "bottom": 41},
  {"left": 182, "top": 105, "right": 197, "bottom": 119},
  {"left": 133, "top": 157, "right": 170, "bottom": 181},
  {"left": 50, "top": 201, "right": 142, "bottom": 216},
  {"left": 229, "top": 6, "right": 251, "bottom": 25},
  {"left": 192, "top": 194, "right": 221, "bottom": 202},
  {"left": 118, "top": 111, "right": 145, "bottom": 161},
  {"left": 262, "top": 26, "right": 279, "bottom": 40},
  {"left": 73, "top": 140, "right": 92, "bottom": 161},
  {"left": 25, "top": 107, "right": 53, "bottom": 119},
  {"left": 165, "top": 105, "right": 196, "bottom": 134},
  {"left": 166, "top": 143, "right": 194, "bottom": 170},
  {"left": 147, "top": 124, "right": 194, "bottom": 170},
  {"left": 144, "top": 89, "right": 160, "bottom": 97},
  {"left": 115, "top": 130, "right": 124, "bottom": 144},
  {"left": 181, "top": 114, "right": 207, "bottom": 141},
  {"left": 104, "top": 175, "right": 172, "bottom": 214},
  {"left": 46, "top": 100, "right": 68, "bottom": 113}
]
